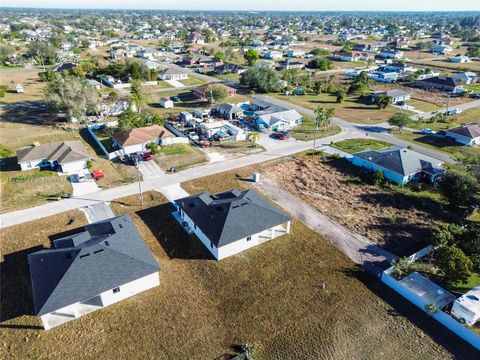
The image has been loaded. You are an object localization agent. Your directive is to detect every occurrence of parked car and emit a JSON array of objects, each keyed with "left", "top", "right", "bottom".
[
  {"left": 91, "top": 169, "right": 105, "bottom": 180},
  {"left": 170, "top": 96, "right": 181, "bottom": 102},
  {"left": 130, "top": 153, "right": 142, "bottom": 165},
  {"left": 445, "top": 108, "right": 462, "bottom": 116},
  {"left": 271, "top": 132, "right": 288, "bottom": 140},
  {"left": 470, "top": 93, "right": 480, "bottom": 99},
  {"left": 143, "top": 152, "right": 153, "bottom": 161}
]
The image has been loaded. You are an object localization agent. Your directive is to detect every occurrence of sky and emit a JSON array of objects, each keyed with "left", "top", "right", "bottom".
[{"left": 1, "top": 0, "right": 479, "bottom": 11}]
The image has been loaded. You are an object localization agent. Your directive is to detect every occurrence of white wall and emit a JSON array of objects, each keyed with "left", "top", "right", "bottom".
[
  {"left": 19, "top": 159, "right": 45, "bottom": 171},
  {"left": 100, "top": 272, "right": 159, "bottom": 307},
  {"left": 60, "top": 160, "right": 88, "bottom": 173}
]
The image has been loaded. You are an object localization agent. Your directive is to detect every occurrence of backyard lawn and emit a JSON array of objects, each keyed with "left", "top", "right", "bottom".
[
  {"left": 272, "top": 93, "right": 402, "bottom": 124},
  {"left": 211, "top": 72, "right": 241, "bottom": 82},
  {"left": 331, "top": 138, "right": 392, "bottom": 153},
  {"left": 178, "top": 76, "right": 207, "bottom": 87},
  {"left": 406, "top": 99, "right": 441, "bottom": 113}
]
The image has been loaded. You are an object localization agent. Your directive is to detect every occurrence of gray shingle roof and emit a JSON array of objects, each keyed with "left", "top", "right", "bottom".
[
  {"left": 216, "top": 103, "right": 243, "bottom": 114},
  {"left": 16, "top": 141, "right": 90, "bottom": 164},
  {"left": 28, "top": 215, "right": 160, "bottom": 316},
  {"left": 175, "top": 189, "right": 292, "bottom": 247},
  {"left": 354, "top": 146, "right": 444, "bottom": 176},
  {"left": 446, "top": 123, "right": 480, "bottom": 139}
]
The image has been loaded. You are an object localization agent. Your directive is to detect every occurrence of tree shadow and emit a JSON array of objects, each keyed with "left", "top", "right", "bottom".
[
  {"left": 0, "top": 245, "right": 44, "bottom": 323},
  {"left": 0, "top": 101, "right": 53, "bottom": 125},
  {"left": 136, "top": 202, "right": 215, "bottom": 260},
  {"left": 341, "top": 266, "right": 480, "bottom": 358}
]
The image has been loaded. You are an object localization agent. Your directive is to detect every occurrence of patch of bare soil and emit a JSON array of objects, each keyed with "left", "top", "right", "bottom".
[{"left": 264, "top": 157, "right": 440, "bottom": 255}]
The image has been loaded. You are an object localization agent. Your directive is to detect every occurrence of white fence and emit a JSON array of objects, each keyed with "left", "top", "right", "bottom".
[{"left": 382, "top": 246, "right": 480, "bottom": 350}]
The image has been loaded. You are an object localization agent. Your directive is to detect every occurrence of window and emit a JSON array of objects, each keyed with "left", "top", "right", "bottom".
[
  {"left": 113, "top": 287, "right": 120, "bottom": 294},
  {"left": 247, "top": 236, "right": 252, "bottom": 241}
]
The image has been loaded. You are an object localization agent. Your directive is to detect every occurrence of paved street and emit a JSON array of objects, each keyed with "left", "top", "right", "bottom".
[{"left": 256, "top": 178, "right": 398, "bottom": 275}]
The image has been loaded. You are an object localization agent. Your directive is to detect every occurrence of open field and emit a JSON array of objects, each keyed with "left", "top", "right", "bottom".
[
  {"left": 406, "top": 99, "right": 441, "bottom": 112},
  {"left": 211, "top": 72, "right": 241, "bottom": 82},
  {"left": 0, "top": 69, "right": 45, "bottom": 105},
  {"left": 331, "top": 138, "right": 392, "bottom": 153},
  {"left": 154, "top": 143, "right": 207, "bottom": 171},
  {"left": 408, "top": 108, "right": 480, "bottom": 131},
  {"left": 409, "top": 58, "right": 480, "bottom": 73},
  {"left": 178, "top": 76, "right": 207, "bottom": 87},
  {"left": 272, "top": 93, "right": 401, "bottom": 124},
  {"left": 1, "top": 174, "right": 476, "bottom": 358}
]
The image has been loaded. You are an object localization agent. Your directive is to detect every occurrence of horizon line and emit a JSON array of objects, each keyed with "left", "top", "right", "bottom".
[{"left": 1, "top": 6, "right": 480, "bottom": 12}]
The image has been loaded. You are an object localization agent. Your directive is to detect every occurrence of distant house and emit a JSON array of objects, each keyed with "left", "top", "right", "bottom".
[
  {"left": 430, "top": 45, "right": 452, "bottom": 55},
  {"left": 179, "top": 111, "right": 193, "bottom": 123},
  {"left": 350, "top": 147, "right": 445, "bottom": 185},
  {"left": 214, "top": 103, "right": 243, "bottom": 120},
  {"left": 174, "top": 189, "right": 292, "bottom": 260},
  {"left": 160, "top": 97, "right": 174, "bottom": 109},
  {"left": 112, "top": 125, "right": 176, "bottom": 154},
  {"left": 338, "top": 51, "right": 371, "bottom": 62},
  {"left": 352, "top": 44, "right": 377, "bottom": 52},
  {"left": 137, "top": 48, "right": 161, "bottom": 60},
  {"left": 252, "top": 99, "right": 303, "bottom": 132},
  {"left": 287, "top": 49, "right": 305, "bottom": 58},
  {"left": 452, "top": 72, "right": 478, "bottom": 85},
  {"left": 449, "top": 56, "right": 471, "bottom": 63},
  {"left": 28, "top": 215, "right": 160, "bottom": 330},
  {"left": 55, "top": 62, "right": 77, "bottom": 72},
  {"left": 379, "top": 50, "right": 404, "bottom": 59},
  {"left": 370, "top": 89, "right": 411, "bottom": 104},
  {"left": 264, "top": 51, "right": 283, "bottom": 60},
  {"left": 158, "top": 67, "right": 189, "bottom": 81},
  {"left": 277, "top": 61, "right": 305, "bottom": 70},
  {"left": 414, "top": 76, "right": 463, "bottom": 93},
  {"left": 214, "top": 62, "right": 246, "bottom": 75},
  {"left": 16, "top": 141, "right": 90, "bottom": 173},
  {"left": 199, "top": 120, "right": 246, "bottom": 140},
  {"left": 369, "top": 72, "right": 399, "bottom": 83},
  {"left": 445, "top": 123, "right": 480, "bottom": 147},
  {"left": 192, "top": 83, "right": 237, "bottom": 100}
]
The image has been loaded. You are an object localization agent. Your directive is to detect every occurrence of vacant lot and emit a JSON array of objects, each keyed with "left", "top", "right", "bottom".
[
  {"left": 2, "top": 188, "right": 472, "bottom": 359},
  {"left": 154, "top": 143, "right": 207, "bottom": 171},
  {"left": 290, "top": 116, "right": 342, "bottom": 141},
  {"left": 260, "top": 156, "right": 452, "bottom": 255},
  {"left": 332, "top": 138, "right": 391, "bottom": 153},
  {"left": 272, "top": 93, "right": 401, "bottom": 124}
]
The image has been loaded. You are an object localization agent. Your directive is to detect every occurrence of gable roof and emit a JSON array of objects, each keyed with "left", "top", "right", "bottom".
[
  {"left": 215, "top": 103, "right": 243, "bottom": 114},
  {"left": 162, "top": 67, "right": 189, "bottom": 76},
  {"left": 112, "top": 125, "right": 174, "bottom": 147},
  {"left": 258, "top": 109, "right": 302, "bottom": 126},
  {"left": 16, "top": 141, "right": 90, "bottom": 164},
  {"left": 446, "top": 123, "right": 480, "bottom": 139},
  {"left": 354, "top": 146, "right": 444, "bottom": 176},
  {"left": 28, "top": 215, "right": 160, "bottom": 316},
  {"left": 175, "top": 189, "right": 292, "bottom": 247}
]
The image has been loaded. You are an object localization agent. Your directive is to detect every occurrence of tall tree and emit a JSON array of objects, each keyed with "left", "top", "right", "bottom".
[
  {"left": 244, "top": 49, "right": 259, "bottom": 66},
  {"left": 388, "top": 112, "right": 410, "bottom": 133},
  {"left": 130, "top": 80, "right": 147, "bottom": 113},
  {"left": 437, "top": 170, "right": 478, "bottom": 208}
]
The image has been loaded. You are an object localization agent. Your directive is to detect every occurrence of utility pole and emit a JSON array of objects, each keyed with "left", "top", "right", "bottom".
[
  {"left": 445, "top": 95, "right": 451, "bottom": 114},
  {"left": 135, "top": 161, "right": 144, "bottom": 206}
]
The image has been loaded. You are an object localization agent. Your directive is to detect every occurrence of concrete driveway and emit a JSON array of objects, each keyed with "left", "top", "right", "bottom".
[
  {"left": 80, "top": 202, "right": 115, "bottom": 223},
  {"left": 138, "top": 160, "right": 164, "bottom": 179},
  {"left": 256, "top": 178, "right": 398, "bottom": 276},
  {"left": 165, "top": 79, "right": 185, "bottom": 88}
]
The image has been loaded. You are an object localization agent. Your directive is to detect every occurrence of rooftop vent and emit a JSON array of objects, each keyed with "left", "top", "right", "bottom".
[
  {"left": 94, "top": 249, "right": 104, "bottom": 255},
  {"left": 104, "top": 240, "right": 110, "bottom": 246},
  {"left": 79, "top": 253, "right": 90, "bottom": 259}
]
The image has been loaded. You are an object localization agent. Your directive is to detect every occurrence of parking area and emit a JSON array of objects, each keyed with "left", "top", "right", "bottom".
[{"left": 69, "top": 169, "right": 101, "bottom": 197}]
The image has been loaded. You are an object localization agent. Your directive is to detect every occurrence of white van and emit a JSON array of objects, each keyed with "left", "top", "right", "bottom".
[{"left": 451, "top": 285, "right": 480, "bottom": 327}]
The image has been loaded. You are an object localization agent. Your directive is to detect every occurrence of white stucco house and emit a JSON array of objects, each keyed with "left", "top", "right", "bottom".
[
  {"left": 112, "top": 125, "right": 178, "bottom": 154},
  {"left": 445, "top": 123, "right": 480, "bottom": 146},
  {"left": 370, "top": 89, "right": 411, "bottom": 105},
  {"left": 28, "top": 215, "right": 160, "bottom": 330},
  {"left": 174, "top": 189, "right": 292, "bottom": 260},
  {"left": 199, "top": 120, "right": 246, "bottom": 141},
  {"left": 16, "top": 141, "right": 90, "bottom": 173},
  {"left": 158, "top": 67, "right": 189, "bottom": 81}
]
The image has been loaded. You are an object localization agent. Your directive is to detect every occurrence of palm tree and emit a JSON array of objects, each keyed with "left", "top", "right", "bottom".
[
  {"left": 312, "top": 107, "right": 335, "bottom": 155},
  {"left": 249, "top": 131, "right": 260, "bottom": 148}
]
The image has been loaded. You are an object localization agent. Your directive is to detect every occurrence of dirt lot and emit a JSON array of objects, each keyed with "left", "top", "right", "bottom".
[
  {"left": 261, "top": 156, "right": 451, "bottom": 255},
  {"left": 1, "top": 191, "right": 474, "bottom": 359}
]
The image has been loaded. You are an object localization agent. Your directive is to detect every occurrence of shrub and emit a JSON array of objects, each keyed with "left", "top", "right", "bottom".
[
  {"left": 86, "top": 159, "right": 94, "bottom": 169},
  {"left": 146, "top": 142, "right": 160, "bottom": 155}
]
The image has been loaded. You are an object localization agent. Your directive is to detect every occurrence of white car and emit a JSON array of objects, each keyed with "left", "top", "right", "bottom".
[
  {"left": 421, "top": 128, "right": 437, "bottom": 135},
  {"left": 445, "top": 108, "right": 462, "bottom": 116}
]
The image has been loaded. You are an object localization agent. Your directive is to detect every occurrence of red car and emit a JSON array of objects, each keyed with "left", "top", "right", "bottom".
[
  {"left": 91, "top": 170, "right": 105, "bottom": 180},
  {"left": 272, "top": 132, "right": 288, "bottom": 140},
  {"left": 143, "top": 152, "right": 153, "bottom": 161}
]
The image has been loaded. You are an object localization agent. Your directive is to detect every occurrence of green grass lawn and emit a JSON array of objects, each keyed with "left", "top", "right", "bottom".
[
  {"left": 211, "top": 72, "right": 241, "bottom": 82},
  {"left": 407, "top": 108, "right": 480, "bottom": 132},
  {"left": 154, "top": 143, "right": 207, "bottom": 170},
  {"left": 464, "top": 84, "right": 480, "bottom": 92},
  {"left": 444, "top": 272, "right": 480, "bottom": 295},
  {"left": 394, "top": 130, "right": 480, "bottom": 163},
  {"left": 331, "top": 138, "right": 392, "bottom": 153},
  {"left": 406, "top": 99, "right": 441, "bottom": 113},
  {"left": 290, "top": 116, "right": 341, "bottom": 141},
  {"left": 179, "top": 76, "right": 207, "bottom": 87},
  {"left": 272, "top": 93, "right": 402, "bottom": 124},
  {"left": 156, "top": 80, "right": 174, "bottom": 89}
]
